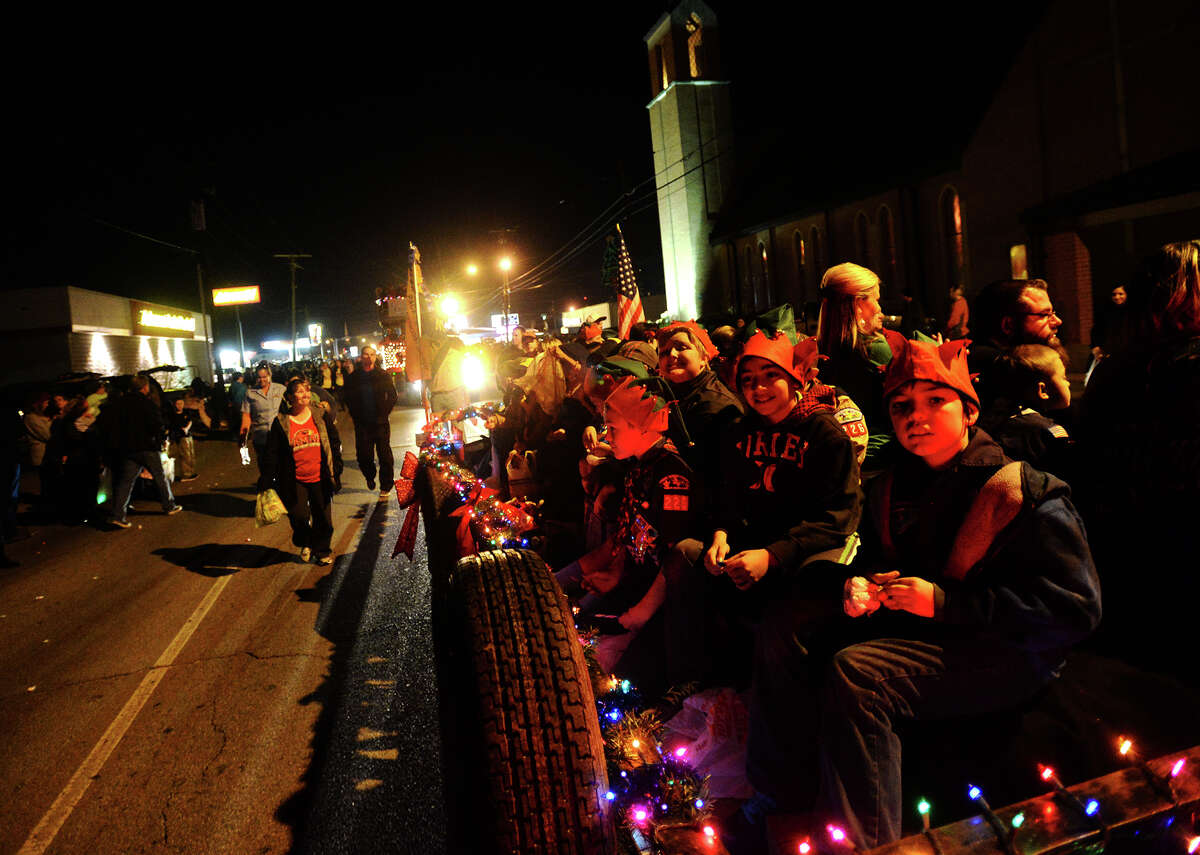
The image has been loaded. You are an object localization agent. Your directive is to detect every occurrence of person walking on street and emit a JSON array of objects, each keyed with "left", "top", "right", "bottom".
[
  {"left": 332, "top": 360, "right": 345, "bottom": 410},
  {"left": 344, "top": 345, "right": 397, "bottom": 499},
  {"left": 22, "top": 393, "right": 53, "bottom": 499},
  {"left": 240, "top": 364, "right": 286, "bottom": 477},
  {"left": 228, "top": 371, "right": 248, "bottom": 431},
  {"left": 168, "top": 397, "right": 200, "bottom": 481},
  {"left": 105, "top": 375, "right": 181, "bottom": 528},
  {"left": 258, "top": 379, "right": 342, "bottom": 564}
]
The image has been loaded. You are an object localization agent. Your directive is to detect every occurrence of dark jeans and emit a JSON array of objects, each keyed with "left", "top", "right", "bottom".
[
  {"left": 111, "top": 449, "right": 176, "bottom": 520},
  {"left": 253, "top": 436, "right": 269, "bottom": 480},
  {"left": 759, "top": 630, "right": 1050, "bottom": 849},
  {"left": 661, "top": 538, "right": 766, "bottom": 690},
  {"left": 286, "top": 480, "right": 333, "bottom": 556},
  {"left": 353, "top": 420, "right": 394, "bottom": 491}
]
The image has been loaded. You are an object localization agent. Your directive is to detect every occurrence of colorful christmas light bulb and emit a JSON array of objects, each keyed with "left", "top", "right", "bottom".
[
  {"left": 1170, "top": 758, "right": 1186, "bottom": 777},
  {"left": 1084, "top": 799, "right": 1100, "bottom": 816},
  {"left": 1011, "top": 812, "right": 1025, "bottom": 829},
  {"left": 798, "top": 841, "right": 812, "bottom": 854}
]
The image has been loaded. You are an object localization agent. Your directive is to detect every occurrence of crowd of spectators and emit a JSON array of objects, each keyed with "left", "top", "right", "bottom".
[
  {"left": 5, "top": 355, "right": 359, "bottom": 549},
  {"left": 449, "top": 241, "right": 1198, "bottom": 853}
]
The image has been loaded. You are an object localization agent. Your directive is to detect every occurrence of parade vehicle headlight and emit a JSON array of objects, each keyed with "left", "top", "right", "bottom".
[{"left": 461, "top": 354, "right": 486, "bottom": 390}]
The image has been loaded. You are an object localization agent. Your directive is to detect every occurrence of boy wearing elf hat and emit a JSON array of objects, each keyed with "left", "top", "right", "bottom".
[
  {"left": 743, "top": 334, "right": 1101, "bottom": 851},
  {"left": 554, "top": 376, "right": 696, "bottom": 686}
]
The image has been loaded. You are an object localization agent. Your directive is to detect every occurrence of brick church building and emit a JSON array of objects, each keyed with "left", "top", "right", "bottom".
[{"left": 644, "top": 0, "right": 1199, "bottom": 362}]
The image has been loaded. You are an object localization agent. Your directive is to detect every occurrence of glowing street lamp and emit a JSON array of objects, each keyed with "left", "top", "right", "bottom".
[
  {"left": 308, "top": 323, "right": 323, "bottom": 360},
  {"left": 440, "top": 295, "right": 460, "bottom": 316},
  {"left": 466, "top": 263, "right": 478, "bottom": 276}
]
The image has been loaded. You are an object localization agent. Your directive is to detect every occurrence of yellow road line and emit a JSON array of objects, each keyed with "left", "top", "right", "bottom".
[{"left": 17, "top": 574, "right": 233, "bottom": 855}]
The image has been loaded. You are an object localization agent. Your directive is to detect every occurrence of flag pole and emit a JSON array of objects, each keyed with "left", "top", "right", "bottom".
[{"left": 410, "top": 242, "right": 432, "bottom": 424}]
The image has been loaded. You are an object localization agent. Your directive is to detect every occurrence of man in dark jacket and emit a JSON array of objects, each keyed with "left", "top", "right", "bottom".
[
  {"left": 104, "top": 375, "right": 181, "bottom": 528},
  {"left": 344, "top": 345, "right": 398, "bottom": 498}
]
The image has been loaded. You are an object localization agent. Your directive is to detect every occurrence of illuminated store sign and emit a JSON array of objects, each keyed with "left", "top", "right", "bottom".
[
  {"left": 212, "top": 285, "right": 261, "bottom": 306},
  {"left": 131, "top": 301, "right": 198, "bottom": 337}
]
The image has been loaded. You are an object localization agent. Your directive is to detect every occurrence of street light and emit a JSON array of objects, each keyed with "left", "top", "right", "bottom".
[
  {"left": 465, "top": 263, "right": 478, "bottom": 276},
  {"left": 440, "top": 295, "right": 460, "bottom": 316},
  {"left": 308, "top": 323, "right": 323, "bottom": 360}
]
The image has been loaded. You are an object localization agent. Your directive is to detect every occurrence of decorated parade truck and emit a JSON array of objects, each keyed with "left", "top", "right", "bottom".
[{"left": 403, "top": 413, "right": 1200, "bottom": 855}]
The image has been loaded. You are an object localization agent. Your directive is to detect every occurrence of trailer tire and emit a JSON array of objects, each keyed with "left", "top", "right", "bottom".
[{"left": 441, "top": 548, "right": 614, "bottom": 855}]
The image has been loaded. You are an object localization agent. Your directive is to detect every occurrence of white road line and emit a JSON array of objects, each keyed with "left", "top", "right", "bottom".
[{"left": 17, "top": 574, "right": 233, "bottom": 855}]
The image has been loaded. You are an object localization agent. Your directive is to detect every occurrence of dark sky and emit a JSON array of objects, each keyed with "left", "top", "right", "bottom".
[{"left": 3, "top": 3, "right": 1040, "bottom": 351}]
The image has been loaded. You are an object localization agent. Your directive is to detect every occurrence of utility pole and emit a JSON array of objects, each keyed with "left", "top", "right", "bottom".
[
  {"left": 234, "top": 305, "right": 247, "bottom": 369},
  {"left": 274, "top": 253, "right": 311, "bottom": 361},
  {"left": 194, "top": 259, "right": 216, "bottom": 382},
  {"left": 490, "top": 227, "right": 518, "bottom": 343},
  {"left": 190, "top": 196, "right": 216, "bottom": 383}
]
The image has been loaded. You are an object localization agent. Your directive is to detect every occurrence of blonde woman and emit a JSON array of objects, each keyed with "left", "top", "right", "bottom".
[{"left": 815, "top": 263, "right": 893, "bottom": 455}]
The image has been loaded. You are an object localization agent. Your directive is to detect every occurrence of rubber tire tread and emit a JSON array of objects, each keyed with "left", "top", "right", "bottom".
[{"left": 450, "top": 548, "right": 613, "bottom": 855}]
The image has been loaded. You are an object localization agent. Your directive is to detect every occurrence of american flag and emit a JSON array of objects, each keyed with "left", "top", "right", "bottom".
[{"left": 606, "top": 224, "right": 645, "bottom": 340}]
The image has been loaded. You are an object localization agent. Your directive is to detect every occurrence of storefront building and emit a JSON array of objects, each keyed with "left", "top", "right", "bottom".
[{"left": 2, "top": 286, "right": 212, "bottom": 388}]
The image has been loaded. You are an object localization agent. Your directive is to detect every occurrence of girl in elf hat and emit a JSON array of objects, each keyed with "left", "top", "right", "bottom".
[{"left": 789, "top": 335, "right": 1101, "bottom": 850}]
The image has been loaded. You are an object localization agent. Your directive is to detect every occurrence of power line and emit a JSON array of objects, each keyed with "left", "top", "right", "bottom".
[
  {"left": 89, "top": 217, "right": 197, "bottom": 255},
  {"left": 506, "top": 143, "right": 730, "bottom": 296}
]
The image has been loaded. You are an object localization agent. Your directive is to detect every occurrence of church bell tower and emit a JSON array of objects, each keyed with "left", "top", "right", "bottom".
[{"left": 645, "top": 0, "right": 733, "bottom": 321}]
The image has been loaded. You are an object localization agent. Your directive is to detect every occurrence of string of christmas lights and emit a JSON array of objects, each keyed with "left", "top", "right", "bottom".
[
  {"left": 576, "top": 633, "right": 714, "bottom": 853},
  {"left": 419, "top": 445, "right": 537, "bottom": 552}
]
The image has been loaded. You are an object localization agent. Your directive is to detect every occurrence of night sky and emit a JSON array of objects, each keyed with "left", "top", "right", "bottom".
[{"left": 3, "top": 3, "right": 1041, "bottom": 352}]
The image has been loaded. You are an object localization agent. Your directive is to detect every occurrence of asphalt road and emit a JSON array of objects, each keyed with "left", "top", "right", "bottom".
[{"left": 0, "top": 403, "right": 446, "bottom": 855}]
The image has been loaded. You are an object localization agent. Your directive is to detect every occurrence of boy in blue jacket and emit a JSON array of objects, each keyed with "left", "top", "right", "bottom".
[{"left": 824, "top": 335, "right": 1102, "bottom": 849}]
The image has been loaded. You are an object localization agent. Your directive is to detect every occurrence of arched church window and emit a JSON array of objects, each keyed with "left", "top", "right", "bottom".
[
  {"left": 793, "top": 231, "right": 807, "bottom": 303},
  {"left": 686, "top": 13, "right": 704, "bottom": 78},
  {"left": 854, "top": 211, "right": 871, "bottom": 269},
  {"left": 940, "top": 187, "right": 966, "bottom": 289},
  {"left": 878, "top": 205, "right": 897, "bottom": 296},
  {"left": 810, "top": 226, "right": 823, "bottom": 285},
  {"left": 759, "top": 242, "right": 771, "bottom": 307}
]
